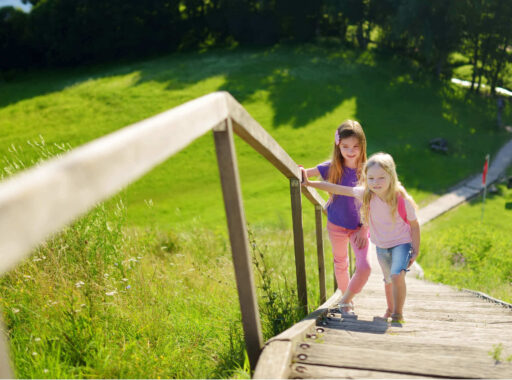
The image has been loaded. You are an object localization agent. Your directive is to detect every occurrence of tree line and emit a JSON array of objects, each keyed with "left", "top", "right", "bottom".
[{"left": 1, "top": 0, "right": 511, "bottom": 95}]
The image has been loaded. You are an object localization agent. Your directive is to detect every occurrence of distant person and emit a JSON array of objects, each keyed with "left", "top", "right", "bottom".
[
  {"left": 302, "top": 120, "right": 370, "bottom": 316},
  {"left": 302, "top": 152, "right": 420, "bottom": 323}
]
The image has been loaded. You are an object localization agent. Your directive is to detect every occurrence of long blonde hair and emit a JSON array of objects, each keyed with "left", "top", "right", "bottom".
[
  {"left": 360, "top": 152, "right": 417, "bottom": 225},
  {"left": 327, "top": 120, "right": 367, "bottom": 194}
]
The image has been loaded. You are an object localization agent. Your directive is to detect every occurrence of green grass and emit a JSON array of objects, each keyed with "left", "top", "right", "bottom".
[
  {"left": 419, "top": 181, "right": 512, "bottom": 303},
  {"left": 1, "top": 44, "right": 510, "bottom": 233}
]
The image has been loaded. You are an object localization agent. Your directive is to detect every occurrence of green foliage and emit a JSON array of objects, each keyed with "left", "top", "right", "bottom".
[
  {"left": 2, "top": 0, "right": 512, "bottom": 89},
  {"left": 420, "top": 183, "right": 512, "bottom": 303}
]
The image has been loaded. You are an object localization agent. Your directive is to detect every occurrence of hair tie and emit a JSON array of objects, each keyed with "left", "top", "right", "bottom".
[{"left": 334, "top": 129, "right": 340, "bottom": 145}]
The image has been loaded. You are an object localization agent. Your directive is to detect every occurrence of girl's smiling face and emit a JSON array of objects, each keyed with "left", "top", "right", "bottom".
[
  {"left": 366, "top": 164, "right": 391, "bottom": 198},
  {"left": 338, "top": 136, "right": 361, "bottom": 168}
]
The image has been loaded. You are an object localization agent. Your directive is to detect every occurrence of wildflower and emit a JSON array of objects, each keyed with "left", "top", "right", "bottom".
[
  {"left": 23, "top": 275, "right": 32, "bottom": 279},
  {"left": 122, "top": 278, "right": 128, "bottom": 282},
  {"left": 126, "top": 285, "right": 131, "bottom": 290},
  {"left": 105, "top": 291, "right": 117, "bottom": 296},
  {"left": 128, "top": 258, "right": 138, "bottom": 263},
  {"left": 12, "top": 308, "right": 20, "bottom": 314},
  {"left": 137, "top": 256, "right": 143, "bottom": 260},
  {"left": 43, "top": 369, "right": 49, "bottom": 374},
  {"left": 32, "top": 352, "right": 38, "bottom": 356},
  {"left": 34, "top": 337, "right": 41, "bottom": 342},
  {"left": 75, "top": 281, "right": 85, "bottom": 288},
  {"left": 104, "top": 273, "right": 110, "bottom": 278}
]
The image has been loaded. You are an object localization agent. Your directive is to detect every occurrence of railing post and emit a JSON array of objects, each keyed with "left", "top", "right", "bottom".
[
  {"left": 314, "top": 205, "right": 326, "bottom": 304},
  {"left": 0, "top": 315, "right": 13, "bottom": 379},
  {"left": 289, "top": 178, "right": 308, "bottom": 314},
  {"left": 213, "top": 118, "right": 263, "bottom": 370}
]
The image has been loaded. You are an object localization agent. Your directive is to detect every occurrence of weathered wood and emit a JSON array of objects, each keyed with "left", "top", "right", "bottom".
[
  {"left": 289, "top": 363, "right": 432, "bottom": 379},
  {"left": 290, "top": 178, "right": 308, "bottom": 313},
  {"left": 0, "top": 315, "right": 13, "bottom": 379},
  {"left": 314, "top": 205, "right": 326, "bottom": 303},
  {"left": 294, "top": 342, "right": 512, "bottom": 378},
  {"left": 312, "top": 326, "right": 510, "bottom": 347},
  {"left": 213, "top": 119, "right": 263, "bottom": 370},
  {"left": 253, "top": 341, "right": 293, "bottom": 379}
]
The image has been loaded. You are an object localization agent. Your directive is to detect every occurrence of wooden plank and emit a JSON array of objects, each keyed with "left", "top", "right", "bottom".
[
  {"left": 316, "top": 332, "right": 505, "bottom": 356},
  {"left": 213, "top": 120, "right": 263, "bottom": 369},
  {"left": 0, "top": 314, "right": 13, "bottom": 379},
  {"left": 253, "top": 340, "right": 293, "bottom": 379},
  {"left": 312, "top": 326, "right": 511, "bottom": 347},
  {"left": 294, "top": 342, "right": 512, "bottom": 378},
  {"left": 315, "top": 205, "right": 326, "bottom": 303},
  {"left": 289, "top": 363, "right": 432, "bottom": 379},
  {"left": 322, "top": 315, "right": 512, "bottom": 335},
  {"left": 290, "top": 178, "right": 308, "bottom": 313},
  {"left": 0, "top": 92, "right": 229, "bottom": 275}
]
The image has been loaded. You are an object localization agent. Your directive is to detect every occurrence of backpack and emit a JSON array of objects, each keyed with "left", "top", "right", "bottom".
[{"left": 397, "top": 195, "right": 409, "bottom": 225}]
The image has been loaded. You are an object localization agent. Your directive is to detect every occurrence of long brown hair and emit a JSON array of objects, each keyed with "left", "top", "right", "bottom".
[{"left": 327, "top": 120, "right": 367, "bottom": 185}]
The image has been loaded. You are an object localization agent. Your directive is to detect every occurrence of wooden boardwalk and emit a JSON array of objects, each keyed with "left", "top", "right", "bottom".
[{"left": 255, "top": 244, "right": 512, "bottom": 378}]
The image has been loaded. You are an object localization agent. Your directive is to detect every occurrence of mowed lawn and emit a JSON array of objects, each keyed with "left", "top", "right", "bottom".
[{"left": 1, "top": 44, "right": 509, "bottom": 233}]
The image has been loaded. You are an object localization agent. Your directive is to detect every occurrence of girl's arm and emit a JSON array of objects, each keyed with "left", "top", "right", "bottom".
[
  {"left": 408, "top": 219, "right": 421, "bottom": 267},
  {"left": 300, "top": 168, "right": 358, "bottom": 198},
  {"left": 304, "top": 167, "right": 321, "bottom": 179}
]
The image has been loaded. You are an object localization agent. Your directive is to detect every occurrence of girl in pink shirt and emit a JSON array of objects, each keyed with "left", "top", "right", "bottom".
[{"left": 302, "top": 152, "right": 420, "bottom": 323}]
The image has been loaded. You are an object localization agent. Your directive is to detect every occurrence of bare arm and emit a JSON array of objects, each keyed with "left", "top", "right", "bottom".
[
  {"left": 301, "top": 168, "right": 358, "bottom": 198},
  {"left": 408, "top": 219, "right": 421, "bottom": 267},
  {"left": 304, "top": 167, "right": 321, "bottom": 178}
]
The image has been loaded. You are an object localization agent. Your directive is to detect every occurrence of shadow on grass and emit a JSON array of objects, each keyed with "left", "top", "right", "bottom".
[{"left": 2, "top": 43, "right": 509, "bottom": 197}]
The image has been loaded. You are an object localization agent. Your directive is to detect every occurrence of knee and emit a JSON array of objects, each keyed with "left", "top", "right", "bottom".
[
  {"left": 356, "top": 266, "right": 371, "bottom": 278},
  {"left": 391, "top": 271, "right": 406, "bottom": 282}
]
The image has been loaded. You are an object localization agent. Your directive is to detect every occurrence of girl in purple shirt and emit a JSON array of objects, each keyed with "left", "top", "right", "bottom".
[{"left": 303, "top": 120, "right": 370, "bottom": 316}]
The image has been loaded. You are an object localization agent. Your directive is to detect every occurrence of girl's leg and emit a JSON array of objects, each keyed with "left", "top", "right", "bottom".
[
  {"left": 389, "top": 244, "right": 412, "bottom": 319},
  {"left": 327, "top": 222, "right": 350, "bottom": 293},
  {"left": 346, "top": 231, "right": 371, "bottom": 294},
  {"left": 339, "top": 230, "right": 371, "bottom": 307},
  {"left": 392, "top": 272, "right": 406, "bottom": 317},
  {"left": 384, "top": 283, "right": 393, "bottom": 318},
  {"left": 376, "top": 247, "right": 393, "bottom": 318}
]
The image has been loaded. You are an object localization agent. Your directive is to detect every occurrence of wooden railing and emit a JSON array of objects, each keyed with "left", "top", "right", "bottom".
[{"left": 0, "top": 92, "right": 328, "bottom": 376}]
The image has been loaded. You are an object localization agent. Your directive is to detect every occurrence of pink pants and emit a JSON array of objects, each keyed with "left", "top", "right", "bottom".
[{"left": 327, "top": 221, "right": 371, "bottom": 294}]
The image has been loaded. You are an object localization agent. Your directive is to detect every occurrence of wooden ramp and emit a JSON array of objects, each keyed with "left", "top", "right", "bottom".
[{"left": 254, "top": 244, "right": 512, "bottom": 379}]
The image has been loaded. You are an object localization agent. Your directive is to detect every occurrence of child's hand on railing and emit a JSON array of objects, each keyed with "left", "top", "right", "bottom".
[{"left": 300, "top": 167, "right": 309, "bottom": 186}]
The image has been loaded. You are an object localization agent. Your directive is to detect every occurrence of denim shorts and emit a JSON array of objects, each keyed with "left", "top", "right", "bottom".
[{"left": 376, "top": 243, "right": 412, "bottom": 284}]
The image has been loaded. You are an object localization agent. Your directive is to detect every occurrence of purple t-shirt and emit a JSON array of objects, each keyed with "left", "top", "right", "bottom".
[{"left": 317, "top": 161, "right": 361, "bottom": 230}]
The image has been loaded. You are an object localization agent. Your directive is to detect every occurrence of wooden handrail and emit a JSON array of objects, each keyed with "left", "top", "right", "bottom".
[{"left": 0, "top": 91, "right": 327, "bottom": 373}]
